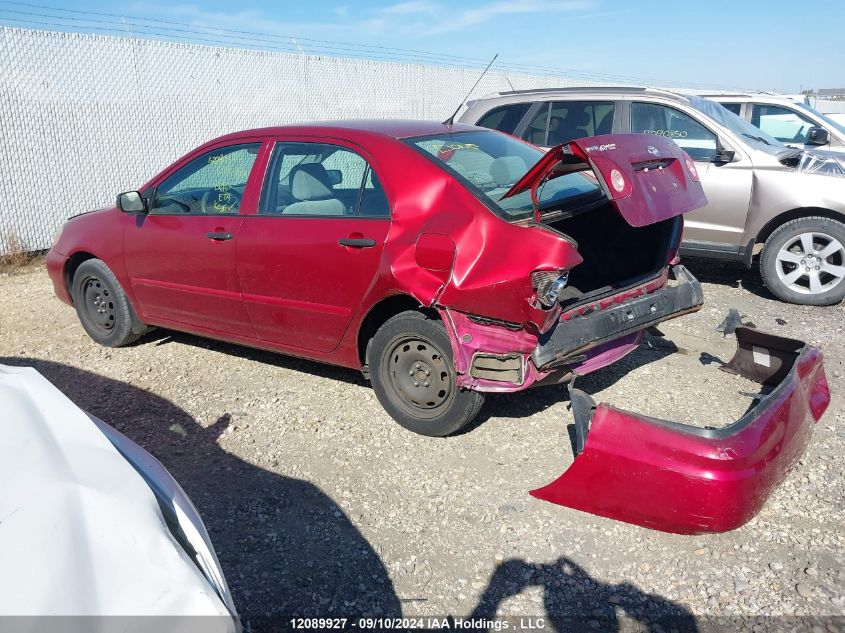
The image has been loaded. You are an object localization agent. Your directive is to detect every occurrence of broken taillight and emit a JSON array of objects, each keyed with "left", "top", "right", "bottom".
[{"left": 531, "top": 270, "right": 569, "bottom": 307}]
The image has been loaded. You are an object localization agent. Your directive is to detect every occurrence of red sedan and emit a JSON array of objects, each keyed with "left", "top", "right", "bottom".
[{"left": 47, "top": 121, "right": 829, "bottom": 533}]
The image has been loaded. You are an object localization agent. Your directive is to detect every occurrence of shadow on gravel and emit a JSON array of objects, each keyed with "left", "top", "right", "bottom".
[
  {"left": 0, "top": 357, "right": 399, "bottom": 624},
  {"left": 135, "top": 329, "right": 366, "bottom": 387},
  {"left": 133, "top": 325, "right": 678, "bottom": 439},
  {"left": 5, "top": 358, "right": 699, "bottom": 631},
  {"left": 469, "top": 557, "right": 698, "bottom": 633},
  {"left": 681, "top": 256, "right": 775, "bottom": 302}
]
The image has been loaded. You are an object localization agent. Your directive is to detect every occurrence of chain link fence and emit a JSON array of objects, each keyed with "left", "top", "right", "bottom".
[{"left": 0, "top": 26, "right": 607, "bottom": 254}]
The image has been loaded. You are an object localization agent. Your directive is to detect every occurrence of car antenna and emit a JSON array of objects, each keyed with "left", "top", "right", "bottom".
[{"left": 443, "top": 53, "right": 498, "bottom": 127}]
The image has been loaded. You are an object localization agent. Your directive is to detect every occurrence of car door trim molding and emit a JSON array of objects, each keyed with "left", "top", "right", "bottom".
[
  {"left": 131, "top": 277, "right": 242, "bottom": 301},
  {"left": 242, "top": 292, "right": 352, "bottom": 317}
]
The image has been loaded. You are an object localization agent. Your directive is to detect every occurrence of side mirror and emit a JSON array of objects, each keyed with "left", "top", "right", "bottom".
[
  {"left": 806, "top": 126, "right": 830, "bottom": 146},
  {"left": 712, "top": 147, "right": 735, "bottom": 165},
  {"left": 117, "top": 191, "right": 146, "bottom": 213}
]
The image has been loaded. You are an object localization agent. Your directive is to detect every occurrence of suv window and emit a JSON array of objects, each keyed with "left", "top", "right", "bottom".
[
  {"left": 751, "top": 104, "right": 816, "bottom": 144},
  {"left": 547, "top": 101, "right": 615, "bottom": 145},
  {"left": 631, "top": 102, "right": 717, "bottom": 161},
  {"left": 475, "top": 103, "right": 532, "bottom": 135},
  {"left": 719, "top": 102, "right": 742, "bottom": 116},
  {"left": 151, "top": 143, "right": 261, "bottom": 214},
  {"left": 260, "top": 142, "right": 389, "bottom": 217},
  {"left": 521, "top": 101, "right": 616, "bottom": 146},
  {"left": 521, "top": 104, "right": 550, "bottom": 145}
]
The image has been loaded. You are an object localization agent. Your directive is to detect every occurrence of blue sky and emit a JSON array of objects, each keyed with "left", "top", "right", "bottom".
[{"left": 3, "top": 0, "right": 843, "bottom": 92}]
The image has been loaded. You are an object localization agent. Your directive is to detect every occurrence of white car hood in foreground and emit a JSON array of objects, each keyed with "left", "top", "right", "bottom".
[{"left": 0, "top": 365, "right": 237, "bottom": 630}]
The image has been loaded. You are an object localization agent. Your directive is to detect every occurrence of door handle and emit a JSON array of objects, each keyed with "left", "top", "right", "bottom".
[
  {"left": 206, "top": 231, "right": 234, "bottom": 241},
  {"left": 338, "top": 237, "right": 376, "bottom": 248}
]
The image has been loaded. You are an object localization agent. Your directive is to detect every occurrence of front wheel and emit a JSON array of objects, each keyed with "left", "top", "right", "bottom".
[
  {"left": 368, "top": 311, "right": 485, "bottom": 437},
  {"left": 72, "top": 258, "right": 147, "bottom": 347},
  {"left": 760, "top": 217, "right": 845, "bottom": 306}
]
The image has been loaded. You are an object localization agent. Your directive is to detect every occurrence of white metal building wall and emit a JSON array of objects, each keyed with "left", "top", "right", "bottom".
[{"left": 0, "top": 26, "right": 599, "bottom": 253}]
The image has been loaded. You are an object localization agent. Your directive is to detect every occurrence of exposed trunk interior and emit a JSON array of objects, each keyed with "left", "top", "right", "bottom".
[{"left": 546, "top": 202, "right": 679, "bottom": 308}]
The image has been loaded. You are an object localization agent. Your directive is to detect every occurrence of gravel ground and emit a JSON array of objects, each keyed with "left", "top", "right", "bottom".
[{"left": 1, "top": 258, "right": 843, "bottom": 631}]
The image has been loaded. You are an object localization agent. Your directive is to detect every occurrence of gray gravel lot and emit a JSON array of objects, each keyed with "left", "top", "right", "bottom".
[{"left": 1, "top": 258, "right": 843, "bottom": 630}]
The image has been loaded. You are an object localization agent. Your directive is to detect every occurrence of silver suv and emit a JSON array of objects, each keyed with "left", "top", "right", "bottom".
[
  {"left": 461, "top": 87, "right": 845, "bottom": 305},
  {"left": 699, "top": 91, "right": 845, "bottom": 155}
]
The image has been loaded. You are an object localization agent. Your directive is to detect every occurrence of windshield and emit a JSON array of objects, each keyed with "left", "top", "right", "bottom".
[
  {"left": 404, "top": 130, "right": 602, "bottom": 222},
  {"left": 686, "top": 95, "right": 791, "bottom": 156},
  {"left": 794, "top": 101, "right": 845, "bottom": 136}
]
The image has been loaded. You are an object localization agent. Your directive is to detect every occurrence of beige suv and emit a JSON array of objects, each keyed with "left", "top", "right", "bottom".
[{"left": 461, "top": 87, "right": 845, "bottom": 305}]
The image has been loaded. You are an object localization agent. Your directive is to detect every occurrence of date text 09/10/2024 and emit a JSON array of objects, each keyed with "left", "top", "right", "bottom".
[{"left": 288, "top": 617, "right": 547, "bottom": 630}]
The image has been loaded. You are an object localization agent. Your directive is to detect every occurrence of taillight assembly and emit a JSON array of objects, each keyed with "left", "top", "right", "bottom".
[
  {"left": 531, "top": 269, "right": 569, "bottom": 308},
  {"left": 682, "top": 151, "right": 699, "bottom": 182}
]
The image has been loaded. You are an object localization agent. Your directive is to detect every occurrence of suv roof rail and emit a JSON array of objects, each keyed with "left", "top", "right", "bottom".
[
  {"left": 692, "top": 90, "right": 786, "bottom": 98},
  {"left": 478, "top": 85, "right": 683, "bottom": 99}
]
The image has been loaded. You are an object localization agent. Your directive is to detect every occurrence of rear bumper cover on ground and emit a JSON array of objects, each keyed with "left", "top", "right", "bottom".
[
  {"left": 532, "top": 265, "right": 703, "bottom": 370},
  {"left": 531, "top": 327, "right": 829, "bottom": 534}
]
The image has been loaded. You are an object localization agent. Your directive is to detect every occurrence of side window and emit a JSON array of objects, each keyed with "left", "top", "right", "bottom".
[
  {"left": 751, "top": 104, "right": 816, "bottom": 144},
  {"left": 719, "top": 102, "right": 742, "bottom": 116},
  {"left": 151, "top": 143, "right": 260, "bottom": 214},
  {"left": 631, "top": 102, "right": 718, "bottom": 161},
  {"left": 521, "top": 103, "right": 550, "bottom": 145},
  {"left": 260, "top": 142, "right": 389, "bottom": 217},
  {"left": 547, "top": 101, "right": 616, "bottom": 145},
  {"left": 476, "top": 103, "right": 532, "bottom": 135},
  {"left": 360, "top": 170, "right": 390, "bottom": 217}
]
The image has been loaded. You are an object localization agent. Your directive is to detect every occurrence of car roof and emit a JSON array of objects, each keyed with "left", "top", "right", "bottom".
[{"left": 212, "top": 119, "right": 481, "bottom": 144}]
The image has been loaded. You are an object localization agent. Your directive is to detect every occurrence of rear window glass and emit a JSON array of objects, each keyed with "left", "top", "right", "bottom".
[
  {"left": 475, "top": 103, "right": 532, "bottom": 135},
  {"left": 404, "top": 130, "right": 601, "bottom": 223}
]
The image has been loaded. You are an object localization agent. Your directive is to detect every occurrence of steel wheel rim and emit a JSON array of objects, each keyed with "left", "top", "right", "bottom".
[
  {"left": 82, "top": 276, "right": 116, "bottom": 333},
  {"left": 386, "top": 335, "right": 454, "bottom": 419},
  {"left": 775, "top": 231, "right": 845, "bottom": 295}
]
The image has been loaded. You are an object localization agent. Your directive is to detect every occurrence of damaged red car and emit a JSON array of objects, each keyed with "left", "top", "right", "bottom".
[{"left": 47, "top": 121, "right": 829, "bottom": 533}]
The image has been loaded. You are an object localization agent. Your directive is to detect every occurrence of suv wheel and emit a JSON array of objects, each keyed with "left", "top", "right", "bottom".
[
  {"left": 760, "top": 217, "right": 845, "bottom": 306},
  {"left": 72, "top": 259, "right": 148, "bottom": 347},
  {"left": 368, "top": 311, "right": 485, "bottom": 436}
]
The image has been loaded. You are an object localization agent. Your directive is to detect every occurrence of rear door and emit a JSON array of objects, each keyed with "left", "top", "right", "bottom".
[
  {"left": 123, "top": 141, "right": 263, "bottom": 335},
  {"left": 236, "top": 138, "right": 391, "bottom": 354},
  {"left": 629, "top": 101, "right": 753, "bottom": 247}
]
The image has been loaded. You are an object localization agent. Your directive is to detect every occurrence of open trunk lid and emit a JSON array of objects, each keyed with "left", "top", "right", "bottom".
[{"left": 501, "top": 134, "right": 707, "bottom": 227}]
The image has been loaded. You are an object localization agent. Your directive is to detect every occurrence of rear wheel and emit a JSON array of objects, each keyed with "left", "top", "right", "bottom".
[
  {"left": 760, "top": 217, "right": 845, "bottom": 306},
  {"left": 72, "top": 259, "right": 147, "bottom": 347},
  {"left": 369, "top": 311, "right": 484, "bottom": 437}
]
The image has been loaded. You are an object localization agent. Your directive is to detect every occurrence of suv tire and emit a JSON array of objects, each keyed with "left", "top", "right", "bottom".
[{"left": 760, "top": 216, "right": 845, "bottom": 306}]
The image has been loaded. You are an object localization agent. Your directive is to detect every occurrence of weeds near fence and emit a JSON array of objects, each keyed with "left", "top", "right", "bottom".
[{"left": 0, "top": 231, "right": 38, "bottom": 271}]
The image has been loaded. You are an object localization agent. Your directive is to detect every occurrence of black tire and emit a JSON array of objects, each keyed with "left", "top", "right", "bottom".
[
  {"left": 760, "top": 216, "right": 845, "bottom": 306},
  {"left": 368, "top": 310, "right": 484, "bottom": 437},
  {"left": 71, "top": 259, "right": 147, "bottom": 347}
]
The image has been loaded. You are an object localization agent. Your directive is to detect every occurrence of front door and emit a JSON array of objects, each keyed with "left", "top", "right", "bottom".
[
  {"left": 237, "top": 139, "right": 392, "bottom": 354},
  {"left": 124, "top": 141, "right": 263, "bottom": 335},
  {"left": 630, "top": 102, "right": 753, "bottom": 247},
  {"left": 750, "top": 103, "right": 825, "bottom": 151}
]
